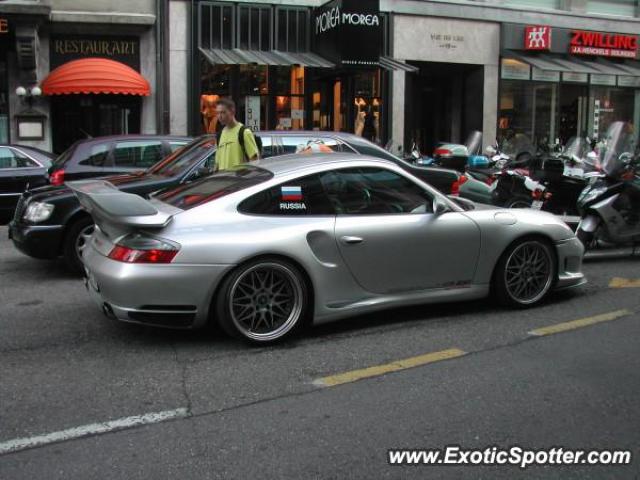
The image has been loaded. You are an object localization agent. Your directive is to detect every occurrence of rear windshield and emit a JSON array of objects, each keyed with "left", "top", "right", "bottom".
[
  {"left": 147, "top": 137, "right": 216, "bottom": 177},
  {"left": 53, "top": 144, "right": 77, "bottom": 166},
  {"left": 155, "top": 165, "right": 274, "bottom": 210}
]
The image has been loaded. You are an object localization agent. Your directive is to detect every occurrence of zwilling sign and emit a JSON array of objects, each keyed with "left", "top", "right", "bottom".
[
  {"left": 525, "top": 26, "right": 551, "bottom": 51},
  {"left": 570, "top": 31, "right": 638, "bottom": 58}
]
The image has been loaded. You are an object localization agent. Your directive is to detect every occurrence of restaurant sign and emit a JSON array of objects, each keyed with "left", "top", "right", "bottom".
[{"left": 50, "top": 36, "right": 140, "bottom": 70}]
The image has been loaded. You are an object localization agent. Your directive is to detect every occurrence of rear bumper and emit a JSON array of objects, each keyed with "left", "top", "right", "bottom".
[
  {"left": 83, "top": 245, "right": 233, "bottom": 329},
  {"left": 9, "top": 221, "right": 64, "bottom": 259},
  {"left": 554, "top": 237, "right": 587, "bottom": 289}
]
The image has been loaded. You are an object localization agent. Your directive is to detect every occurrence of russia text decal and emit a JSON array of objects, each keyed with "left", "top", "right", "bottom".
[{"left": 570, "top": 31, "right": 638, "bottom": 58}]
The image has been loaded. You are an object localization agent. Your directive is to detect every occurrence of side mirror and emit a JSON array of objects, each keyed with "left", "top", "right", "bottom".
[
  {"left": 433, "top": 197, "right": 450, "bottom": 215},
  {"left": 196, "top": 166, "right": 213, "bottom": 178}
]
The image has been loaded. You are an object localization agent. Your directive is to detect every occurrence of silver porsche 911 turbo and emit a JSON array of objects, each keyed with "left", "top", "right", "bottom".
[{"left": 69, "top": 153, "right": 585, "bottom": 344}]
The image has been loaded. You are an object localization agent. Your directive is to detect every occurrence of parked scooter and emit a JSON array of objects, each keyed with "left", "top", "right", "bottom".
[{"left": 576, "top": 121, "right": 640, "bottom": 249}]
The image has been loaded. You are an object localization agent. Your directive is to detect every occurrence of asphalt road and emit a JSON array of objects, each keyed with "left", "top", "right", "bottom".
[{"left": 1, "top": 225, "right": 639, "bottom": 479}]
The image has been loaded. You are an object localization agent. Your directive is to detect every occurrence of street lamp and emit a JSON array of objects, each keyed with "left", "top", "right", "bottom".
[{"left": 16, "top": 85, "right": 42, "bottom": 107}]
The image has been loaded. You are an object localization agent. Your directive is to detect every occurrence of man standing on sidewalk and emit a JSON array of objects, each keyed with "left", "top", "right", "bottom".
[{"left": 215, "top": 97, "right": 260, "bottom": 170}]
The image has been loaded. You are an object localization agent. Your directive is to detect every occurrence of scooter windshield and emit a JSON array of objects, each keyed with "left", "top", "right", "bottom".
[
  {"left": 600, "top": 121, "right": 636, "bottom": 178},
  {"left": 501, "top": 133, "right": 534, "bottom": 158},
  {"left": 563, "top": 137, "right": 589, "bottom": 160},
  {"left": 464, "top": 131, "right": 483, "bottom": 156}
]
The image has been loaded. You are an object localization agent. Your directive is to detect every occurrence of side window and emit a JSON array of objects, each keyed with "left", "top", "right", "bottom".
[
  {"left": 113, "top": 141, "right": 164, "bottom": 168},
  {"left": 239, "top": 173, "right": 335, "bottom": 216},
  {"left": 80, "top": 144, "right": 110, "bottom": 167},
  {"left": 0, "top": 148, "right": 38, "bottom": 168},
  {"left": 320, "top": 167, "right": 433, "bottom": 215},
  {"left": 257, "top": 136, "right": 273, "bottom": 158}
]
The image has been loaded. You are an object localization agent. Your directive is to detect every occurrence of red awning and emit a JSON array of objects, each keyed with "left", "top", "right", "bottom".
[{"left": 41, "top": 58, "right": 150, "bottom": 96}]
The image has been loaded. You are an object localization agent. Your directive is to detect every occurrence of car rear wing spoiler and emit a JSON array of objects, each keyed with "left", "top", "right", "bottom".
[{"left": 68, "top": 180, "right": 173, "bottom": 236}]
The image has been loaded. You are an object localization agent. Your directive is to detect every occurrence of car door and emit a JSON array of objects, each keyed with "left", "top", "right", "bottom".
[
  {"left": 326, "top": 166, "right": 481, "bottom": 294},
  {"left": 0, "top": 147, "right": 45, "bottom": 216}
]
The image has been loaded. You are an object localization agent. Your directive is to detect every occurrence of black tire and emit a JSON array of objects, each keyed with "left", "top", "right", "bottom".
[
  {"left": 62, "top": 217, "right": 94, "bottom": 275},
  {"left": 215, "top": 257, "right": 310, "bottom": 345},
  {"left": 576, "top": 228, "right": 594, "bottom": 250},
  {"left": 506, "top": 196, "right": 532, "bottom": 209},
  {"left": 493, "top": 238, "right": 557, "bottom": 308}
]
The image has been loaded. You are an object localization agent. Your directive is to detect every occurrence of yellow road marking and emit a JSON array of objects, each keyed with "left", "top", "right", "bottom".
[
  {"left": 314, "top": 348, "right": 466, "bottom": 387},
  {"left": 529, "top": 309, "right": 632, "bottom": 337},
  {"left": 609, "top": 277, "right": 640, "bottom": 288}
]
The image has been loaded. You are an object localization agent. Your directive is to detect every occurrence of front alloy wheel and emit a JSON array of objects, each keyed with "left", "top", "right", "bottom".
[
  {"left": 495, "top": 239, "right": 556, "bottom": 307},
  {"left": 216, "top": 259, "right": 308, "bottom": 344}
]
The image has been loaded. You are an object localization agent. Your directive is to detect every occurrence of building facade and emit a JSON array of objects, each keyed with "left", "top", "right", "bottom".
[
  {"left": 169, "top": 0, "right": 639, "bottom": 154},
  {"left": 1, "top": 0, "right": 638, "bottom": 156},
  {"left": 0, "top": 0, "right": 160, "bottom": 153}
]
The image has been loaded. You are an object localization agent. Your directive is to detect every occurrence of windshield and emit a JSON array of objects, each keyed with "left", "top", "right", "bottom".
[
  {"left": 464, "top": 131, "right": 483, "bottom": 156},
  {"left": 155, "top": 165, "right": 273, "bottom": 210},
  {"left": 147, "top": 137, "right": 216, "bottom": 177},
  {"left": 500, "top": 133, "right": 534, "bottom": 157},
  {"left": 563, "top": 137, "right": 589, "bottom": 160},
  {"left": 600, "top": 121, "right": 637, "bottom": 178}
]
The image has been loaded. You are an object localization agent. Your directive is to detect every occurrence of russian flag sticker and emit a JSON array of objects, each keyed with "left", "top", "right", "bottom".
[{"left": 281, "top": 185, "right": 303, "bottom": 201}]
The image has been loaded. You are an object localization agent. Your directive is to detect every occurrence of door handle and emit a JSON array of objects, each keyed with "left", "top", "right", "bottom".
[{"left": 341, "top": 235, "right": 364, "bottom": 245}]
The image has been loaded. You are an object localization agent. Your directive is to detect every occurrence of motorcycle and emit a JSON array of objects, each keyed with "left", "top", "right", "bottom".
[{"left": 576, "top": 121, "right": 640, "bottom": 249}]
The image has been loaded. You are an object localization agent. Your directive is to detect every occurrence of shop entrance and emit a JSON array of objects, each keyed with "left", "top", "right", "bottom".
[
  {"left": 406, "top": 62, "right": 484, "bottom": 155},
  {"left": 51, "top": 95, "right": 141, "bottom": 154}
]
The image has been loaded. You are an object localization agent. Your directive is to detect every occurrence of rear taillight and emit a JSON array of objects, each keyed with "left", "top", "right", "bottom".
[
  {"left": 433, "top": 148, "right": 453, "bottom": 158},
  {"left": 532, "top": 189, "right": 543, "bottom": 200},
  {"left": 50, "top": 169, "right": 65, "bottom": 186},
  {"left": 108, "top": 234, "right": 180, "bottom": 264},
  {"left": 485, "top": 175, "right": 496, "bottom": 186},
  {"left": 450, "top": 175, "right": 468, "bottom": 196}
]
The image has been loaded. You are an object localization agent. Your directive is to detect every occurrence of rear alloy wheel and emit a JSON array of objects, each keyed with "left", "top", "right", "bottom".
[
  {"left": 63, "top": 217, "right": 94, "bottom": 275},
  {"left": 495, "top": 239, "right": 556, "bottom": 307},
  {"left": 216, "top": 259, "right": 309, "bottom": 344},
  {"left": 506, "top": 196, "right": 532, "bottom": 209}
]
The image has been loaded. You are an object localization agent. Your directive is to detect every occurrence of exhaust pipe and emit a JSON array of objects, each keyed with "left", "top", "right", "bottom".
[{"left": 102, "top": 303, "right": 116, "bottom": 319}]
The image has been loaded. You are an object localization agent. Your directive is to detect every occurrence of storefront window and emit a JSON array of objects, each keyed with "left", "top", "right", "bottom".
[
  {"left": 588, "top": 86, "right": 638, "bottom": 142},
  {"left": 275, "top": 8, "right": 309, "bottom": 52},
  {"left": 200, "top": 3, "right": 234, "bottom": 50},
  {"left": 238, "top": 5, "right": 271, "bottom": 51},
  {"left": 353, "top": 71, "right": 382, "bottom": 143},
  {"left": 587, "top": 0, "right": 638, "bottom": 17},
  {"left": 273, "top": 66, "right": 305, "bottom": 130},
  {"left": 200, "top": 57, "right": 233, "bottom": 135},
  {"left": 499, "top": 80, "right": 558, "bottom": 149}
]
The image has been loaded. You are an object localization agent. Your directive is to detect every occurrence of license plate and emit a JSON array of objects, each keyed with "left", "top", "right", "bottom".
[{"left": 532, "top": 200, "right": 543, "bottom": 210}]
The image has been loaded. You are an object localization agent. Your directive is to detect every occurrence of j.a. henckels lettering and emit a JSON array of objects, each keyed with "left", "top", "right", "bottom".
[
  {"left": 312, "top": 0, "right": 382, "bottom": 67},
  {"left": 50, "top": 36, "right": 140, "bottom": 70}
]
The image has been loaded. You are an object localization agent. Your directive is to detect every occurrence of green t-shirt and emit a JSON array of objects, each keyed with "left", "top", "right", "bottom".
[{"left": 215, "top": 123, "right": 259, "bottom": 171}]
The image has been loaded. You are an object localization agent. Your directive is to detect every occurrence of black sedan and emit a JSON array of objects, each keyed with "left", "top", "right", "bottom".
[
  {"left": 0, "top": 145, "right": 55, "bottom": 223},
  {"left": 9, "top": 132, "right": 465, "bottom": 273}
]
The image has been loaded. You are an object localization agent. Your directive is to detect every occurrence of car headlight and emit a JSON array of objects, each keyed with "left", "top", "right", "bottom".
[{"left": 23, "top": 202, "right": 55, "bottom": 223}]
